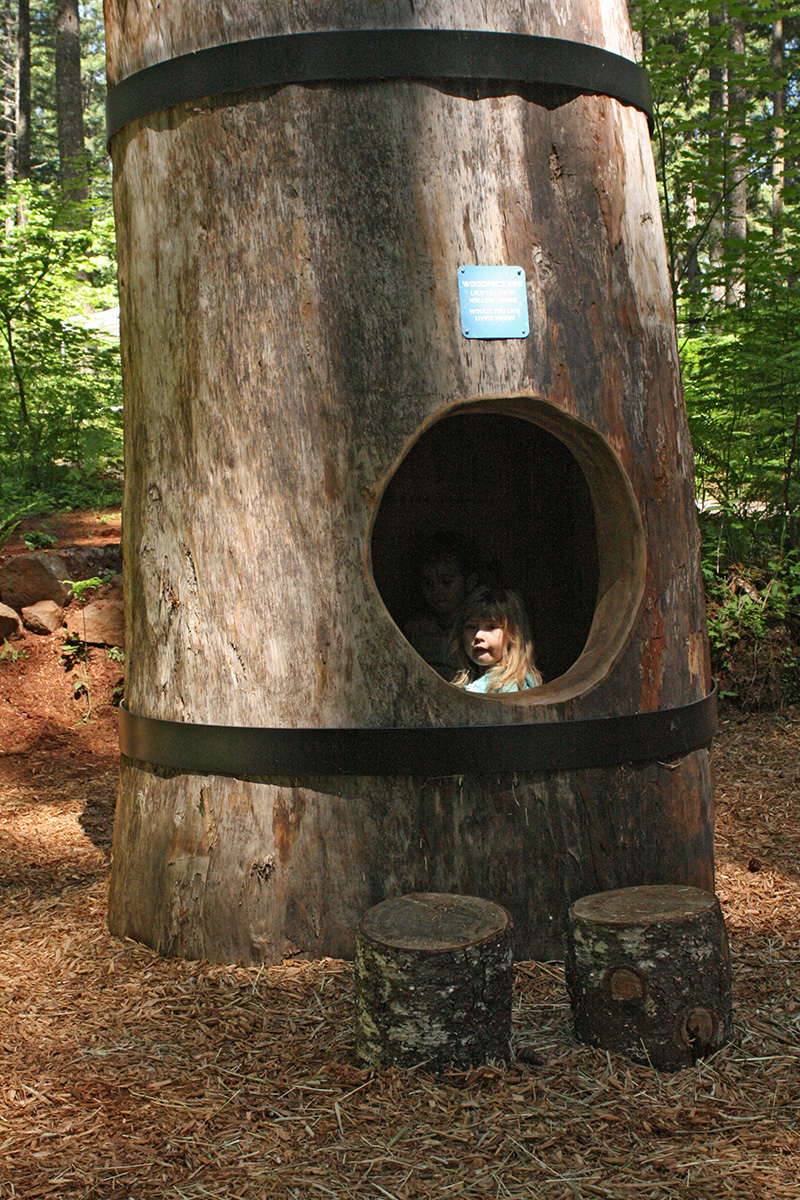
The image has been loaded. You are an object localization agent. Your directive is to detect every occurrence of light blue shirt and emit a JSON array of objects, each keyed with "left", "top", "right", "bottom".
[{"left": 465, "top": 670, "right": 539, "bottom": 694}]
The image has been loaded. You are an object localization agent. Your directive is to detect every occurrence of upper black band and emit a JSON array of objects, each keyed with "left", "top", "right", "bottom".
[
  {"left": 119, "top": 683, "right": 716, "bottom": 778},
  {"left": 106, "top": 29, "right": 653, "bottom": 142}
]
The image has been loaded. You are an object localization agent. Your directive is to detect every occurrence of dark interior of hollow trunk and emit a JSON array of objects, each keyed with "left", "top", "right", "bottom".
[{"left": 371, "top": 412, "right": 600, "bottom": 685}]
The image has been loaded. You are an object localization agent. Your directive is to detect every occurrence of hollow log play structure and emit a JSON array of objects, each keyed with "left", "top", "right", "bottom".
[{"left": 106, "top": 0, "right": 717, "bottom": 965}]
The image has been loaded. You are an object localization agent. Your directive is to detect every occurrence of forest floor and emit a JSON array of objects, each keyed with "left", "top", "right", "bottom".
[{"left": 1, "top": 512, "right": 799, "bottom": 1199}]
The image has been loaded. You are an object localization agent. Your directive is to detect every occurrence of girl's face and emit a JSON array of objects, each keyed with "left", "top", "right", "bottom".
[{"left": 463, "top": 614, "right": 508, "bottom": 668}]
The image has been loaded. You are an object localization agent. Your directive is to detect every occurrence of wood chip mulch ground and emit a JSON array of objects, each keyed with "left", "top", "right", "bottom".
[{"left": 1, "top": 706, "right": 799, "bottom": 1199}]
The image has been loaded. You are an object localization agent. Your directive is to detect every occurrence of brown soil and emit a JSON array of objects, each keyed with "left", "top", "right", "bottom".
[
  {"left": 0, "top": 509, "right": 123, "bottom": 888},
  {"left": 1, "top": 513, "right": 799, "bottom": 1198},
  {"left": 3, "top": 506, "right": 122, "bottom": 558}
]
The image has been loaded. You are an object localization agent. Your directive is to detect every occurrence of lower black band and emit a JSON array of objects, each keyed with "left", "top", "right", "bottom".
[
  {"left": 106, "top": 29, "right": 653, "bottom": 142},
  {"left": 119, "top": 684, "right": 716, "bottom": 778}
]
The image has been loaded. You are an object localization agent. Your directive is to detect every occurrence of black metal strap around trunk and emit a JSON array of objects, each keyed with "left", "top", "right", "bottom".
[
  {"left": 106, "top": 29, "right": 653, "bottom": 143},
  {"left": 119, "top": 684, "right": 716, "bottom": 778}
]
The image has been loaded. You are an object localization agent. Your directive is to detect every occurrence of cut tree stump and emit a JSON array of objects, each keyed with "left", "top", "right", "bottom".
[
  {"left": 354, "top": 893, "right": 513, "bottom": 1069},
  {"left": 565, "top": 885, "right": 733, "bottom": 1070}
]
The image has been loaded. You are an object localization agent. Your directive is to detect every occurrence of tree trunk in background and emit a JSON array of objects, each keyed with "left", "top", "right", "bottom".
[
  {"left": 626, "top": 0, "right": 643, "bottom": 64},
  {"left": 54, "top": 0, "right": 87, "bottom": 209},
  {"left": 15, "top": 0, "right": 28, "bottom": 178},
  {"left": 708, "top": 6, "right": 726, "bottom": 310},
  {"left": 726, "top": 11, "right": 746, "bottom": 307},
  {"left": 771, "top": 18, "right": 784, "bottom": 247},
  {"left": 106, "top": 0, "right": 714, "bottom": 966},
  {"left": 2, "top": 0, "right": 14, "bottom": 185},
  {"left": 681, "top": 182, "right": 702, "bottom": 327}
]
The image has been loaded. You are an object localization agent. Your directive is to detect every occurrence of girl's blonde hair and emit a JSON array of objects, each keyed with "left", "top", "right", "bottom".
[{"left": 451, "top": 586, "right": 542, "bottom": 692}]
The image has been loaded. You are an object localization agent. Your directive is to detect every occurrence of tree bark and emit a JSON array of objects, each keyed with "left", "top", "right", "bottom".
[
  {"left": 354, "top": 893, "right": 513, "bottom": 1068},
  {"left": 680, "top": 181, "right": 702, "bottom": 327},
  {"left": 565, "top": 885, "right": 733, "bottom": 1070},
  {"left": 726, "top": 11, "right": 746, "bottom": 307},
  {"left": 106, "top": 0, "right": 715, "bottom": 966},
  {"left": 708, "top": 6, "right": 726, "bottom": 311},
  {"left": 771, "top": 18, "right": 784, "bottom": 247},
  {"left": 54, "top": 0, "right": 87, "bottom": 209},
  {"left": 15, "top": 0, "right": 28, "bottom": 178},
  {"left": 2, "top": 0, "right": 14, "bottom": 185}
]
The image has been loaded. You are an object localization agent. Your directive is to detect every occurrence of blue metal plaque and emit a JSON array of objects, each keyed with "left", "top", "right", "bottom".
[{"left": 458, "top": 265, "right": 529, "bottom": 339}]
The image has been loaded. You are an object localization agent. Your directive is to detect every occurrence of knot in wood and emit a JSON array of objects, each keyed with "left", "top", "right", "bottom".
[
  {"left": 607, "top": 966, "right": 646, "bottom": 1004},
  {"left": 565, "top": 885, "right": 733, "bottom": 1069},
  {"left": 680, "top": 1006, "right": 716, "bottom": 1050}
]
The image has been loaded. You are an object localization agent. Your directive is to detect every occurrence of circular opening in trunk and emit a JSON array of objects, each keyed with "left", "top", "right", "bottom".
[{"left": 370, "top": 397, "right": 646, "bottom": 703}]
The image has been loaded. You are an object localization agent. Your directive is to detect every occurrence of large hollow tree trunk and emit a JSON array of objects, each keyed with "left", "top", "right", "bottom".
[{"left": 106, "top": 0, "right": 715, "bottom": 965}]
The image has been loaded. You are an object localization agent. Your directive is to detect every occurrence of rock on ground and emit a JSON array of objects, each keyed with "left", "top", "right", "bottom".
[
  {"left": 22, "top": 600, "right": 64, "bottom": 636},
  {"left": 66, "top": 599, "right": 125, "bottom": 648},
  {"left": 0, "top": 552, "right": 71, "bottom": 611},
  {"left": 0, "top": 602, "right": 23, "bottom": 640}
]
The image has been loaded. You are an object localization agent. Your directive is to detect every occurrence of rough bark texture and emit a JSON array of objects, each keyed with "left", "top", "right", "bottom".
[
  {"left": 564, "top": 885, "right": 733, "bottom": 1070},
  {"left": 771, "top": 18, "right": 784, "bottom": 244},
  {"left": 726, "top": 13, "right": 747, "bottom": 307},
  {"left": 55, "top": 0, "right": 87, "bottom": 201},
  {"left": 16, "top": 0, "right": 29, "bottom": 179},
  {"left": 106, "top": 0, "right": 715, "bottom": 965},
  {"left": 354, "top": 893, "right": 513, "bottom": 1068},
  {"left": 708, "top": 6, "right": 726, "bottom": 308},
  {"left": 2, "top": 0, "right": 14, "bottom": 185}
]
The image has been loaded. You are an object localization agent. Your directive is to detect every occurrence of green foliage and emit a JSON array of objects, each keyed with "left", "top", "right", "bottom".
[
  {"left": 22, "top": 528, "right": 57, "bottom": 549},
  {"left": 636, "top": 0, "right": 799, "bottom": 315},
  {"left": 61, "top": 632, "right": 87, "bottom": 662},
  {"left": 704, "top": 573, "right": 770, "bottom": 653},
  {"left": 0, "top": 493, "right": 45, "bottom": 550},
  {"left": 633, "top": 0, "right": 800, "bottom": 671},
  {"left": 0, "top": 477, "right": 119, "bottom": 548},
  {"left": 61, "top": 573, "right": 114, "bottom": 604},
  {"left": 0, "top": 639, "right": 28, "bottom": 663},
  {"left": 59, "top": 571, "right": 114, "bottom": 723},
  {"left": 700, "top": 506, "right": 800, "bottom": 703},
  {"left": 2, "top": 0, "right": 120, "bottom": 509},
  {"left": 0, "top": 180, "right": 122, "bottom": 504},
  {"left": 683, "top": 289, "right": 800, "bottom": 527},
  {"left": 107, "top": 645, "right": 124, "bottom": 663}
]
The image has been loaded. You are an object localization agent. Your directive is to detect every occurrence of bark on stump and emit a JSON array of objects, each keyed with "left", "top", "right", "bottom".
[
  {"left": 355, "top": 893, "right": 513, "bottom": 1069},
  {"left": 565, "top": 885, "right": 733, "bottom": 1070}
]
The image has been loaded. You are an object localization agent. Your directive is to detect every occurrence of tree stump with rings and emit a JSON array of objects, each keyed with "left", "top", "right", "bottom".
[
  {"left": 565, "top": 885, "right": 733, "bottom": 1070},
  {"left": 354, "top": 893, "right": 513, "bottom": 1069}
]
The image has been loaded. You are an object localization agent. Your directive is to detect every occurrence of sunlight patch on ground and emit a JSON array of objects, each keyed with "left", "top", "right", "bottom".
[{"left": 0, "top": 789, "right": 107, "bottom": 883}]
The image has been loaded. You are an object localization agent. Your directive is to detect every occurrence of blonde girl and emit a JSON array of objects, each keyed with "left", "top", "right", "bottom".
[{"left": 452, "top": 586, "right": 542, "bottom": 694}]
